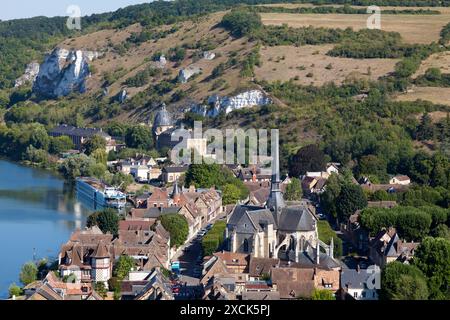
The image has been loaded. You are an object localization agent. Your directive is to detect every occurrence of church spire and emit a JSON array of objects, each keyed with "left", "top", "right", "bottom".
[
  {"left": 266, "top": 130, "right": 285, "bottom": 217},
  {"left": 172, "top": 179, "right": 181, "bottom": 204}
]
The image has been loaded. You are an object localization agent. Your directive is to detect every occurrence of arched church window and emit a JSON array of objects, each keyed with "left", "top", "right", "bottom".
[{"left": 244, "top": 239, "right": 249, "bottom": 253}]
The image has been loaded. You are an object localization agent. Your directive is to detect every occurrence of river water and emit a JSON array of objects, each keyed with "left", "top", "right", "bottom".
[{"left": 0, "top": 160, "right": 92, "bottom": 298}]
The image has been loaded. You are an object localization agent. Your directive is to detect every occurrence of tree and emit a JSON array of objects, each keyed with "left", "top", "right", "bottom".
[
  {"left": 58, "top": 154, "right": 102, "bottom": 180},
  {"left": 311, "top": 289, "right": 335, "bottom": 300},
  {"left": 358, "top": 154, "right": 387, "bottom": 181},
  {"left": 284, "top": 177, "right": 302, "bottom": 201},
  {"left": 289, "top": 144, "right": 326, "bottom": 177},
  {"left": 396, "top": 209, "right": 431, "bottom": 241},
  {"left": 8, "top": 283, "right": 22, "bottom": 298},
  {"left": 87, "top": 209, "right": 119, "bottom": 236},
  {"left": 380, "top": 262, "right": 429, "bottom": 300},
  {"left": 84, "top": 134, "right": 106, "bottom": 155},
  {"left": 160, "top": 214, "right": 189, "bottom": 248},
  {"left": 94, "top": 282, "right": 107, "bottom": 298},
  {"left": 49, "top": 136, "right": 74, "bottom": 154},
  {"left": 413, "top": 237, "right": 450, "bottom": 300},
  {"left": 221, "top": 9, "right": 263, "bottom": 38},
  {"left": 416, "top": 113, "right": 435, "bottom": 141},
  {"left": 336, "top": 184, "right": 367, "bottom": 222},
  {"left": 222, "top": 183, "right": 242, "bottom": 205},
  {"left": 321, "top": 173, "right": 341, "bottom": 219},
  {"left": 29, "top": 125, "right": 50, "bottom": 151},
  {"left": 125, "top": 126, "right": 153, "bottom": 150},
  {"left": 114, "top": 255, "right": 136, "bottom": 280},
  {"left": 19, "top": 262, "right": 38, "bottom": 286},
  {"left": 185, "top": 164, "right": 248, "bottom": 200}
]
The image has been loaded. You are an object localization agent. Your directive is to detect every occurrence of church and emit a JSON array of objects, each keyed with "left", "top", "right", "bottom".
[{"left": 225, "top": 135, "right": 339, "bottom": 268}]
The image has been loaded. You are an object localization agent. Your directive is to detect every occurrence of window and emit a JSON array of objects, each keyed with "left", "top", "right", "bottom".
[
  {"left": 244, "top": 239, "right": 249, "bottom": 253},
  {"left": 362, "top": 292, "right": 366, "bottom": 298},
  {"left": 353, "top": 292, "right": 358, "bottom": 298}
]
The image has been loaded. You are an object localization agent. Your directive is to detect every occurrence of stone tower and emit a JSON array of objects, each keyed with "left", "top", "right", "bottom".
[{"left": 266, "top": 130, "right": 286, "bottom": 222}]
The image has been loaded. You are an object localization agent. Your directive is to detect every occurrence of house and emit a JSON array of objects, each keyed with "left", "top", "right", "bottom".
[
  {"left": 59, "top": 222, "right": 171, "bottom": 286},
  {"left": 130, "top": 165, "right": 151, "bottom": 182},
  {"left": 58, "top": 226, "right": 114, "bottom": 286},
  {"left": 161, "top": 166, "right": 188, "bottom": 184},
  {"left": 147, "top": 188, "right": 169, "bottom": 208},
  {"left": 248, "top": 257, "right": 279, "bottom": 281},
  {"left": 49, "top": 124, "right": 114, "bottom": 151},
  {"left": 369, "top": 227, "right": 419, "bottom": 268},
  {"left": 238, "top": 167, "right": 272, "bottom": 183},
  {"left": 25, "top": 272, "right": 103, "bottom": 301},
  {"left": 183, "top": 187, "right": 223, "bottom": 224},
  {"left": 340, "top": 267, "right": 379, "bottom": 300},
  {"left": 121, "top": 268, "right": 174, "bottom": 300},
  {"left": 302, "top": 176, "right": 318, "bottom": 194},
  {"left": 272, "top": 266, "right": 339, "bottom": 299},
  {"left": 270, "top": 267, "right": 339, "bottom": 299},
  {"left": 326, "top": 163, "right": 340, "bottom": 175},
  {"left": 389, "top": 175, "right": 411, "bottom": 185},
  {"left": 312, "top": 178, "right": 327, "bottom": 194}
]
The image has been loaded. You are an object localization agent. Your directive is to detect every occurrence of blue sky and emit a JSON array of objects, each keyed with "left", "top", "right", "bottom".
[{"left": 0, "top": 0, "right": 153, "bottom": 21}]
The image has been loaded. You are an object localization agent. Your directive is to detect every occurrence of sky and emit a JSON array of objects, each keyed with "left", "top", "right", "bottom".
[{"left": 0, "top": 0, "right": 153, "bottom": 21}]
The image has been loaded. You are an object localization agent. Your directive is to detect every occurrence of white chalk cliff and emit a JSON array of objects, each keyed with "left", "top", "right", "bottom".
[
  {"left": 191, "top": 90, "right": 272, "bottom": 117},
  {"left": 33, "top": 48, "right": 100, "bottom": 98},
  {"left": 15, "top": 62, "right": 40, "bottom": 88}
]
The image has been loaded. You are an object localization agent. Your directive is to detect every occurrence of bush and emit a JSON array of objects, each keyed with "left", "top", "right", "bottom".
[
  {"left": 8, "top": 283, "right": 22, "bottom": 298},
  {"left": 202, "top": 221, "right": 226, "bottom": 257}
]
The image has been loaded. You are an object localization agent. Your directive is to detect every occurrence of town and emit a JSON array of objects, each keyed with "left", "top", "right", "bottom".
[
  {"left": 0, "top": 0, "right": 449, "bottom": 305},
  {"left": 7, "top": 104, "right": 447, "bottom": 301}
]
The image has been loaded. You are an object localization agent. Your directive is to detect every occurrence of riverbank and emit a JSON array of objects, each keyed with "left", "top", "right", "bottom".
[{"left": 0, "top": 160, "right": 93, "bottom": 298}]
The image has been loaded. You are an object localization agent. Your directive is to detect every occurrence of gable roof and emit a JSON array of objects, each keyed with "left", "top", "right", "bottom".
[{"left": 278, "top": 206, "right": 316, "bottom": 232}]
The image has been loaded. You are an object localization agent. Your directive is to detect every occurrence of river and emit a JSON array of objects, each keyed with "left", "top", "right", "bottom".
[{"left": 0, "top": 160, "right": 92, "bottom": 298}]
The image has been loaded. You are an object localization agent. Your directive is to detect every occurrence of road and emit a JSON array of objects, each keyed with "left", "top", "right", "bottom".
[{"left": 170, "top": 232, "right": 206, "bottom": 300}]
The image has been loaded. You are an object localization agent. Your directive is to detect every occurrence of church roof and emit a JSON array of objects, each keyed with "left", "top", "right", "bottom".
[
  {"left": 227, "top": 205, "right": 264, "bottom": 226},
  {"left": 277, "top": 206, "right": 316, "bottom": 232},
  {"left": 153, "top": 104, "right": 173, "bottom": 128}
]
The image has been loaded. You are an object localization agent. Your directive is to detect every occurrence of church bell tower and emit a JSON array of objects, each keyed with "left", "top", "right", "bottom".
[{"left": 266, "top": 130, "right": 285, "bottom": 222}]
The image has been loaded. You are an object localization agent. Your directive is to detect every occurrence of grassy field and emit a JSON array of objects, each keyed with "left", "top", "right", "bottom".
[
  {"left": 255, "top": 44, "right": 399, "bottom": 86},
  {"left": 395, "top": 87, "right": 450, "bottom": 106},
  {"left": 260, "top": 12, "right": 450, "bottom": 44},
  {"left": 413, "top": 51, "right": 450, "bottom": 79}
]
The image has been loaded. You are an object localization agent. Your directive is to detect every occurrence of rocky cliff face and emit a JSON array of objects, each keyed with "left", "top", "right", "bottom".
[
  {"left": 191, "top": 90, "right": 272, "bottom": 117},
  {"left": 15, "top": 62, "right": 40, "bottom": 88},
  {"left": 33, "top": 48, "right": 100, "bottom": 98}
]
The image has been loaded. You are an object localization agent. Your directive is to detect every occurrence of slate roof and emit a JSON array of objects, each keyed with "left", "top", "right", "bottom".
[
  {"left": 163, "top": 166, "right": 188, "bottom": 173},
  {"left": 277, "top": 206, "right": 316, "bottom": 232},
  {"left": 341, "top": 268, "right": 373, "bottom": 290},
  {"left": 50, "top": 124, "right": 110, "bottom": 139},
  {"left": 153, "top": 104, "right": 173, "bottom": 128}
]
